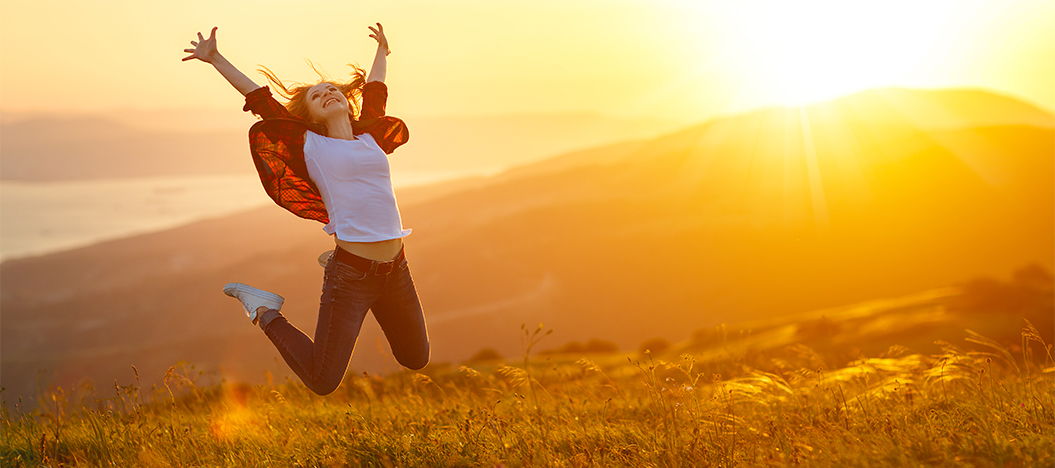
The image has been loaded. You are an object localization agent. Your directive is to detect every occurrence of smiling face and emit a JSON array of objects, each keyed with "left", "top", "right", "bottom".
[{"left": 305, "top": 82, "right": 349, "bottom": 123}]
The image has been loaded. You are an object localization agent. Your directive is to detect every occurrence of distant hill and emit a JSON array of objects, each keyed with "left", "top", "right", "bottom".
[
  {"left": 396, "top": 92, "right": 1053, "bottom": 357},
  {"left": 0, "top": 116, "right": 254, "bottom": 180},
  {"left": 853, "top": 87, "right": 1055, "bottom": 130},
  {"left": 2, "top": 87, "right": 1051, "bottom": 404},
  {"left": 5, "top": 87, "right": 1046, "bottom": 182},
  {"left": 0, "top": 111, "right": 679, "bottom": 181}
]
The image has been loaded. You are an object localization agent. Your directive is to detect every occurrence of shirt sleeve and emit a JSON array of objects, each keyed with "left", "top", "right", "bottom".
[
  {"left": 352, "top": 81, "right": 408, "bottom": 154},
  {"left": 248, "top": 119, "right": 330, "bottom": 224},
  {"left": 367, "top": 117, "right": 409, "bottom": 154},
  {"left": 360, "top": 81, "right": 388, "bottom": 121},
  {"left": 243, "top": 86, "right": 294, "bottom": 120}
]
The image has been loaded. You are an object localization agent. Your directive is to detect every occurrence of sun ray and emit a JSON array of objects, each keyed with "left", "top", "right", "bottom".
[{"left": 799, "top": 107, "right": 830, "bottom": 232}]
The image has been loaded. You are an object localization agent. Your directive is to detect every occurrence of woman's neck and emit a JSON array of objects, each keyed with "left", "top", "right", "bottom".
[{"left": 323, "top": 116, "right": 356, "bottom": 140}]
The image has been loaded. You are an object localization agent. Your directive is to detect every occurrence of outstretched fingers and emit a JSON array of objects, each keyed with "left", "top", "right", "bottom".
[
  {"left": 182, "top": 27, "right": 218, "bottom": 63},
  {"left": 368, "top": 22, "right": 390, "bottom": 55},
  {"left": 181, "top": 40, "right": 199, "bottom": 61}
]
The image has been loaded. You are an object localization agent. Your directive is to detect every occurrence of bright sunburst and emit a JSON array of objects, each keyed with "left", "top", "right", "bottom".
[{"left": 683, "top": 0, "right": 959, "bottom": 106}]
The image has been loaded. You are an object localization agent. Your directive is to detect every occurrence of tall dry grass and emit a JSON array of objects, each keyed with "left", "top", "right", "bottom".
[{"left": 2, "top": 320, "right": 1052, "bottom": 467}]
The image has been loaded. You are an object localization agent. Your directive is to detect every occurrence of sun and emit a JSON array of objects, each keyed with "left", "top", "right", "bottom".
[{"left": 691, "top": 0, "right": 958, "bottom": 106}]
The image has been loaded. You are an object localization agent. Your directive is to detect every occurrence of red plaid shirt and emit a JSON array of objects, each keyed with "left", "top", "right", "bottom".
[{"left": 243, "top": 81, "right": 409, "bottom": 224}]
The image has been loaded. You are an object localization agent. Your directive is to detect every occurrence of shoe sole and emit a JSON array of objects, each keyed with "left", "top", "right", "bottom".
[{"left": 223, "top": 283, "right": 285, "bottom": 304}]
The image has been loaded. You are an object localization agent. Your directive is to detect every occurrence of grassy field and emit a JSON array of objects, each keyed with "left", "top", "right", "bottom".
[{"left": 2, "top": 278, "right": 1053, "bottom": 467}]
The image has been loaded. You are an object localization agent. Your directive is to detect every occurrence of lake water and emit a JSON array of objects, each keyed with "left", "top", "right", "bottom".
[
  {"left": 0, "top": 171, "right": 474, "bottom": 262},
  {"left": 0, "top": 175, "right": 271, "bottom": 262}
]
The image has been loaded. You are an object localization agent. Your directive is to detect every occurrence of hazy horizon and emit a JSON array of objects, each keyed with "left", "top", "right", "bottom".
[{"left": 1, "top": 84, "right": 1051, "bottom": 131}]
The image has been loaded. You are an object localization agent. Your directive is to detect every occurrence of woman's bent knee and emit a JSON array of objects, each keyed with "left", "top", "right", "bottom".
[
  {"left": 402, "top": 358, "right": 429, "bottom": 370},
  {"left": 307, "top": 375, "right": 344, "bottom": 396},
  {"left": 397, "top": 349, "right": 430, "bottom": 370}
]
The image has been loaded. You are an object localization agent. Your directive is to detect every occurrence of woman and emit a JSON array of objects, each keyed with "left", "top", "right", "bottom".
[{"left": 182, "top": 24, "right": 428, "bottom": 395}]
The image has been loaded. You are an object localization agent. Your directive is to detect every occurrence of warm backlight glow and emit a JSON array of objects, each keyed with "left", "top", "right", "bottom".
[
  {"left": 691, "top": 0, "right": 958, "bottom": 106},
  {"left": 2, "top": 0, "right": 1052, "bottom": 121}
]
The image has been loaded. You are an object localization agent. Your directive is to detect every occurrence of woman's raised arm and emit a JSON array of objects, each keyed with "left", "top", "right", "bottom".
[
  {"left": 366, "top": 23, "right": 389, "bottom": 83},
  {"left": 182, "top": 27, "right": 261, "bottom": 96}
]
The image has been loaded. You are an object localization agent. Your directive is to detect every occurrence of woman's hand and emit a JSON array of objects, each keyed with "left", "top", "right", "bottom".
[
  {"left": 368, "top": 23, "right": 390, "bottom": 56},
  {"left": 182, "top": 27, "right": 220, "bottom": 63},
  {"left": 180, "top": 26, "right": 260, "bottom": 96}
]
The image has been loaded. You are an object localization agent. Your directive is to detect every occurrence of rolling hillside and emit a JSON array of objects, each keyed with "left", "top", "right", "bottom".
[{"left": 2, "top": 87, "right": 1051, "bottom": 404}]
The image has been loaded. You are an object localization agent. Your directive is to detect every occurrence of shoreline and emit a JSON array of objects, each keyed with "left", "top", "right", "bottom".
[{"left": 0, "top": 169, "right": 495, "bottom": 263}]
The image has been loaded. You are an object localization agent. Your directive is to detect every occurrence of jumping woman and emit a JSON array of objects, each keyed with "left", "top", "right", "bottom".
[{"left": 182, "top": 24, "right": 429, "bottom": 395}]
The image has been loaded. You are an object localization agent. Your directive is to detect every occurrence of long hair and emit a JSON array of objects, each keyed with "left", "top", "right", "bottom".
[{"left": 257, "top": 62, "right": 366, "bottom": 122}]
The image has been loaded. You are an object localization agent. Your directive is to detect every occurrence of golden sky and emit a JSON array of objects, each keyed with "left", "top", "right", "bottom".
[{"left": 1, "top": 0, "right": 1052, "bottom": 123}]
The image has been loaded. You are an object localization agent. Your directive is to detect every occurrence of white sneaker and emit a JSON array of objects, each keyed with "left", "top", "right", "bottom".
[
  {"left": 223, "top": 283, "right": 284, "bottom": 323},
  {"left": 318, "top": 250, "right": 334, "bottom": 268}
]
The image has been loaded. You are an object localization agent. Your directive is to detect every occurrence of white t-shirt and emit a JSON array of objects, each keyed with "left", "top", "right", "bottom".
[{"left": 303, "top": 131, "right": 412, "bottom": 242}]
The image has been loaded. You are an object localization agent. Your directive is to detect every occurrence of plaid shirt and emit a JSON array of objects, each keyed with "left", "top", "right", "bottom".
[{"left": 243, "top": 81, "right": 409, "bottom": 224}]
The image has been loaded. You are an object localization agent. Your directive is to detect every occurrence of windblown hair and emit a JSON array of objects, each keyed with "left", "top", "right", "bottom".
[{"left": 257, "top": 62, "right": 366, "bottom": 122}]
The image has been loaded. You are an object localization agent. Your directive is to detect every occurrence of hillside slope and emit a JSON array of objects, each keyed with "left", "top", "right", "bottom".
[{"left": 2, "top": 88, "right": 1051, "bottom": 403}]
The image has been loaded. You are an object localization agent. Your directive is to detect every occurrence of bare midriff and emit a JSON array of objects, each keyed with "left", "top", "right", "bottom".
[{"left": 335, "top": 237, "right": 404, "bottom": 262}]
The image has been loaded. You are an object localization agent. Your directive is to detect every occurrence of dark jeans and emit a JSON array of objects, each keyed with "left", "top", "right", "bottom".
[{"left": 261, "top": 250, "right": 430, "bottom": 395}]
